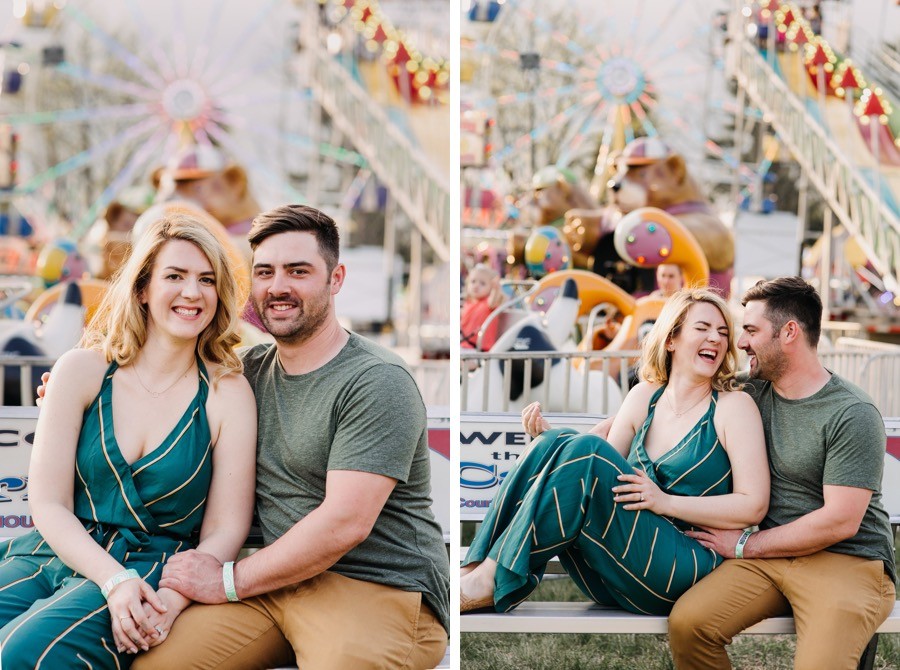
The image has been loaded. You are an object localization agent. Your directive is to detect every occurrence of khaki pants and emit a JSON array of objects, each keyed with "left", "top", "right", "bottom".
[
  {"left": 669, "top": 551, "right": 895, "bottom": 670},
  {"left": 133, "top": 571, "right": 447, "bottom": 670}
]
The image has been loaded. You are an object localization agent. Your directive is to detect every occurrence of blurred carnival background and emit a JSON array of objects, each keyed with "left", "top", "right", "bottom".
[
  {"left": 459, "top": 0, "right": 900, "bottom": 418},
  {"left": 0, "top": 0, "right": 451, "bottom": 406}
]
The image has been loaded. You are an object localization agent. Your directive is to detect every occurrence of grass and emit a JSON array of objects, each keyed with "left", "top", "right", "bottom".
[{"left": 460, "top": 523, "right": 900, "bottom": 669}]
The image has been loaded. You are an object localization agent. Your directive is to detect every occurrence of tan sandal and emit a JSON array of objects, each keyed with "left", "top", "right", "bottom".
[{"left": 460, "top": 591, "right": 495, "bottom": 614}]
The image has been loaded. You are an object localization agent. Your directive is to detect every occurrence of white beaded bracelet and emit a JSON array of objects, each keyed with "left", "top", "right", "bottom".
[
  {"left": 223, "top": 561, "right": 240, "bottom": 602},
  {"left": 100, "top": 569, "right": 140, "bottom": 600}
]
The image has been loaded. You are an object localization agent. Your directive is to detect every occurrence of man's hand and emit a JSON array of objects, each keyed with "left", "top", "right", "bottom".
[
  {"left": 685, "top": 527, "right": 745, "bottom": 559},
  {"left": 158, "top": 550, "right": 228, "bottom": 604}
]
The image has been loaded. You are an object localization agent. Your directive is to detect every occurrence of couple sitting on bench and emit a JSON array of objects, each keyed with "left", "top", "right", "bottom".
[
  {"left": 0, "top": 206, "right": 449, "bottom": 670},
  {"left": 462, "top": 278, "right": 895, "bottom": 669}
]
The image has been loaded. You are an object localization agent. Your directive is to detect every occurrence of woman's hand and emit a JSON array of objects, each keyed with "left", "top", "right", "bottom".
[
  {"left": 35, "top": 371, "right": 50, "bottom": 407},
  {"left": 141, "top": 587, "right": 190, "bottom": 648},
  {"left": 107, "top": 578, "right": 167, "bottom": 654},
  {"left": 612, "top": 468, "right": 671, "bottom": 515},
  {"left": 521, "top": 402, "right": 551, "bottom": 438}
]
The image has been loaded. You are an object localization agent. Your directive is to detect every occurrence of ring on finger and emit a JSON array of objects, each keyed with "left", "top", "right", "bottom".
[
  {"left": 155, "top": 625, "right": 163, "bottom": 635},
  {"left": 640, "top": 493, "right": 644, "bottom": 502}
]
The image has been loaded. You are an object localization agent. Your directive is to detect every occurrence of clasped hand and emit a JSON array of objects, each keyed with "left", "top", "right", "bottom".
[
  {"left": 107, "top": 578, "right": 167, "bottom": 654},
  {"left": 159, "top": 549, "right": 228, "bottom": 604}
]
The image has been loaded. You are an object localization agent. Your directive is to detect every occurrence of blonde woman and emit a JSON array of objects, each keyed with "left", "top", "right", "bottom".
[
  {"left": 0, "top": 214, "right": 257, "bottom": 668},
  {"left": 461, "top": 288, "right": 769, "bottom": 615}
]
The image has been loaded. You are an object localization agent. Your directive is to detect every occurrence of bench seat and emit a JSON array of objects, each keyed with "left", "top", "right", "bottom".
[{"left": 460, "top": 600, "right": 900, "bottom": 635}]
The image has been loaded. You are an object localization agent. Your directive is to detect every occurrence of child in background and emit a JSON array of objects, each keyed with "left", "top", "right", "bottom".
[{"left": 461, "top": 264, "right": 503, "bottom": 351}]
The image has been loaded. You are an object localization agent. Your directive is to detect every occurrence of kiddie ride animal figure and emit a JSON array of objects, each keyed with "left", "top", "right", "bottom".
[
  {"left": 507, "top": 166, "right": 598, "bottom": 272},
  {"left": 564, "top": 137, "right": 734, "bottom": 296},
  {"left": 530, "top": 208, "right": 710, "bottom": 375},
  {"left": 463, "top": 277, "right": 623, "bottom": 415}
]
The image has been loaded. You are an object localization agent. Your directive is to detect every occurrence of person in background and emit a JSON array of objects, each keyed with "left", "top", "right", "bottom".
[
  {"left": 650, "top": 263, "right": 684, "bottom": 300},
  {"left": 461, "top": 263, "right": 504, "bottom": 352}
]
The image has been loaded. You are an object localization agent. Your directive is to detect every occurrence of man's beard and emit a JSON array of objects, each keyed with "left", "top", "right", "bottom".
[
  {"left": 748, "top": 345, "right": 788, "bottom": 382},
  {"left": 255, "top": 287, "right": 331, "bottom": 345}
]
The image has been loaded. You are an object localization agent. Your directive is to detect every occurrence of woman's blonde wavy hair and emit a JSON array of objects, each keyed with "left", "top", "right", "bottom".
[
  {"left": 639, "top": 287, "right": 741, "bottom": 392},
  {"left": 80, "top": 213, "right": 243, "bottom": 383}
]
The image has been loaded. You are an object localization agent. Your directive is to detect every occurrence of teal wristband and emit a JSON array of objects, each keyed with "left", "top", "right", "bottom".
[
  {"left": 100, "top": 569, "right": 140, "bottom": 600},
  {"left": 735, "top": 530, "right": 753, "bottom": 559},
  {"left": 223, "top": 561, "right": 240, "bottom": 602}
]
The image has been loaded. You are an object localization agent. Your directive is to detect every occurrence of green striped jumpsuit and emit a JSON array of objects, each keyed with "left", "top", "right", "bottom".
[
  {"left": 0, "top": 358, "right": 213, "bottom": 669},
  {"left": 464, "top": 387, "right": 730, "bottom": 615}
]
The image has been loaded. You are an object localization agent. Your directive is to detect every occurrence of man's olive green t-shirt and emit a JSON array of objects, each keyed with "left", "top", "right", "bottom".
[
  {"left": 743, "top": 373, "right": 895, "bottom": 581},
  {"left": 241, "top": 334, "right": 450, "bottom": 633}
]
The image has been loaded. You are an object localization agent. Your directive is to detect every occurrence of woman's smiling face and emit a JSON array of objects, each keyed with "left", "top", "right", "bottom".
[
  {"left": 141, "top": 239, "right": 218, "bottom": 342},
  {"left": 669, "top": 301, "right": 730, "bottom": 379}
]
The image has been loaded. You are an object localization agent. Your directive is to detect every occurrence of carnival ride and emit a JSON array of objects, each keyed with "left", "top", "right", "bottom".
[
  {"left": 0, "top": 0, "right": 451, "bottom": 405},
  {"left": 461, "top": 0, "right": 900, "bottom": 314},
  {"left": 460, "top": 0, "right": 734, "bottom": 407},
  {"left": 460, "top": 0, "right": 900, "bottom": 411},
  {"left": 460, "top": 1, "right": 738, "bottom": 289},
  {"left": 464, "top": 276, "right": 624, "bottom": 414},
  {"left": 731, "top": 0, "right": 900, "bottom": 328}
]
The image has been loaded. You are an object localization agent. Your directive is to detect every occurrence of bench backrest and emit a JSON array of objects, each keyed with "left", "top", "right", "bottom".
[
  {"left": 461, "top": 412, "right": 900, "bottom": 522},
  {"left": 0, "top": 407, "right": 453, "bottom": 540}
]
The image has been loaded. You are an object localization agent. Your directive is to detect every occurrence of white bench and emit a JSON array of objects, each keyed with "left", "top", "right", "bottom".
[
  {"left": 461, "top": 601, "right": 900, "bottom": 636},
  {"left": 460, "top": 413, "right": 900, "bottom": 670}
]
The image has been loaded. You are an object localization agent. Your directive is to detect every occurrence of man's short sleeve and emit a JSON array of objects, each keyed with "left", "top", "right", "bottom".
[
  {"left": 327, "top": 363, "right": 426, "bottom": 484},
  {"left": 822, "top": 402, "right": 886, "bottom": 491}
]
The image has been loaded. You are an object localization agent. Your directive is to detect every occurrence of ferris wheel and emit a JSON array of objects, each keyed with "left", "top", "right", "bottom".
[
  {"left": 0, "top": 0, "right": 364, "bottom": 240},
  {"left": 464, "top": 0, "right": 746, "bottom": 194}
]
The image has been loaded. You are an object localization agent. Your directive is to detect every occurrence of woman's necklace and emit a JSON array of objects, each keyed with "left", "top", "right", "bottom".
[
  {"left": 665, "top": 388, "right": 710, "bottom": 418},
  {"left": 132, "top": 359, "right": 195, "bottom": 398}
]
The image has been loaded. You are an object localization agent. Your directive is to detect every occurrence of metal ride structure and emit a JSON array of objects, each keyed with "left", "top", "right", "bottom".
[
  {"left": 728, "top": 1, "right": 900, "bottom": 327},
  {"left": 463, "top": 0, "right": 747, "bottom": 202},
  {"left": 0, "top": 1, "right": 451, "bottom": 362},
  {"left": 1, "top": 1, "right": 324, "bottom": 238},
  {"left": 301, "top": 0, "right": 451, "bottom": 354}
]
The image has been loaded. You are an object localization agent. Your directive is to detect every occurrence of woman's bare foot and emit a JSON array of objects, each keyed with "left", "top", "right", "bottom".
[
  {"left": 460, "top": 559, "right": 497, "bottom": 613},
  {"left": 460, "top": 561, "right": 480, "bottom": 577}
]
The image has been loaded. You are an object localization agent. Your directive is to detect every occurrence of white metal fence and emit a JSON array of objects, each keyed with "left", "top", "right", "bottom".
[
  {"left": 0, "top": 356, "right": 55, "bottom": 407},
  {"left": 461, "top": 349, "right": 640, "bottom": 415},
  {"left": 463, "top": 348, "right": 900, "bottom": 417},
  {"left": 409, "top": 359, "right": 451, "bottom": 408}
]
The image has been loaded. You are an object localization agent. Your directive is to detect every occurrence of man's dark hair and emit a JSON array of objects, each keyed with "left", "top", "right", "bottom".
[
  {"left": 741, "top": 276, "right": 822, "bottom": 347},
  {"left": 248, "top": 204, "right": 340, "bottom": 271}
]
